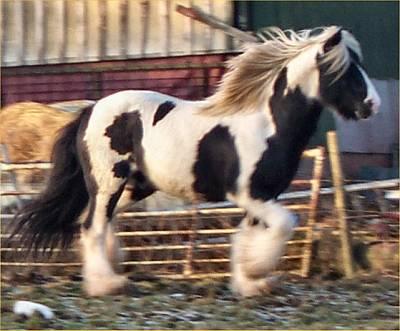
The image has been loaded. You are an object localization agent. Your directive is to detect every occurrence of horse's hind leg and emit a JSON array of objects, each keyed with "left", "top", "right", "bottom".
[{"left": 80, "top": 179, "right": 128, "bottom": 296}]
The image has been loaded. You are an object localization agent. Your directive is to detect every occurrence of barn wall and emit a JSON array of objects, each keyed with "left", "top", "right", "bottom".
[
  {"left": 236, "top": 1, "right": 399, "bottom": 80},
  {"left": 1, "top": 0, "right": 233, "bottom": 66},
  {"left": 1, "top": 54, "right": 229, "bottom": 105}
]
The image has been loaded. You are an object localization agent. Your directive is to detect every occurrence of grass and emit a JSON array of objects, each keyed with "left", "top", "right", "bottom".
[{"left": 1, "top": 275, "right": 399, "bottom": 330}]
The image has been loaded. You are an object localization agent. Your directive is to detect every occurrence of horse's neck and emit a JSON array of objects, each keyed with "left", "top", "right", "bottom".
[{"left": 269, "top": 87, "right": 323, "bottom": 156}]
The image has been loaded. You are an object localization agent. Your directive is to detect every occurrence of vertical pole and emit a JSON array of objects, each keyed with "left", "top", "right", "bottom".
[
  {"left": 0, "top": 144, "right": 24, "bottom": 210},
  {"left": 34, "top": 0, "right": 46, "bottom": 64},
  {"left": 14, "top": 0, "right": 24, "bottom": 65},
  {"left": 98, "top": 0, "right": 107, "bottom": 58},
  {"left": 184, "top": 202, "right": 199, "bottom": 277},
  {"left": 120, "top": 0, "right": 128, "bottom": 57},
  {"left": 327, "top": 131, "right": 354, "bottom": 278},
  {"left": 160, "top": 0, "right": 171, "bottom": 57},
  {"left": 140, "top": 0, "right": 149, "bottom": 57},
  {"left": 59, "top": 0, "right": 67, "bottom": 62},
  {"left": 300, "top": 147, "right": 324, "bottom": 277}
]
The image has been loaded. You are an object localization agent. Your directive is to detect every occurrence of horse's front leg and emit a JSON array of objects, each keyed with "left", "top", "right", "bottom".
[{"left": 230, "top": 200, "right": 296, "bottom": 297}]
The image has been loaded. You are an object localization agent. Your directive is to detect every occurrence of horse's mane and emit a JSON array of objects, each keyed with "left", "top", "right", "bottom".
[{"left": 201, "top": 26, "right": 362, "bottom": 116}]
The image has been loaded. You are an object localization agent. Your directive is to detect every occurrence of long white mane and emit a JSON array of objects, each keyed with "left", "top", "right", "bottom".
[{"left": 201, "top": 26, "right": 362, "bottom": 116}]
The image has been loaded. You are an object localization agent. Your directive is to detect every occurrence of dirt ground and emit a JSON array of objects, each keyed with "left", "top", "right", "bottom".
[{"left": 1, "top": 274, "right": 398, "bottom": 330}]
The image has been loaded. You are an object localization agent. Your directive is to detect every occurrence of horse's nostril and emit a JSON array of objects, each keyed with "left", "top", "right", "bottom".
[
  {"left": 365, "top": 100, "right": 373, "bottom": 108},
  {"left": 364, "top": 98, "right": 379, "bottom": 114}
]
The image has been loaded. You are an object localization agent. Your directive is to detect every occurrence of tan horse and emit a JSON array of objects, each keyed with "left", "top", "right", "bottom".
[
  {"left": 0, "top": 102, "right": 86, "bottom": 164},
  {"left": 0, "top": 101, "right": 88, "bottom": 210}
]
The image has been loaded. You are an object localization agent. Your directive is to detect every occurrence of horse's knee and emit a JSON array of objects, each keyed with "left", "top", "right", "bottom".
[{"left": 264, "top": 203, "right": 296, "bottom": 240}]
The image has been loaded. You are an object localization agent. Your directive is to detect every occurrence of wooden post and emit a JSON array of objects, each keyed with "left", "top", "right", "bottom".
[
  {"left": 300, "top": 147, "right": 325, "bottom": 277},
  {"left": 0, "top": 144, "right": 24, "bottom": 209},
  {"left": 183, "top": 201, "right": 199, "bottom": 276},
  {"left": 327, "top": 131, "right": 355, "bottom": 278},
  {"left": 175, "top": 4, "right": 259, "bottom": 43}
]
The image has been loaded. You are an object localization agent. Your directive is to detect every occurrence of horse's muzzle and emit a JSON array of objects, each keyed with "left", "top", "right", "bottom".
[{"left": 355, "top": 100, "right": 376, "bottom": 120}]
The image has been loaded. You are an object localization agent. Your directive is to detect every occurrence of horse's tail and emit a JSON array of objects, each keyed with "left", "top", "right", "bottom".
[{"left": 9, "top": 107, "right": 93, "bottom": 255}]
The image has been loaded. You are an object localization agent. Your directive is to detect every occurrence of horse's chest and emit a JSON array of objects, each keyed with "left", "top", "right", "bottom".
[{"left": 249, "top": 138, "right": 303, "bottom": 201}]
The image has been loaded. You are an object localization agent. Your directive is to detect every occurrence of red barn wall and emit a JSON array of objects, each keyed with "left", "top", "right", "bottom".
[{"left": 1, "top": 54, "right": 230, "bottom": 106}]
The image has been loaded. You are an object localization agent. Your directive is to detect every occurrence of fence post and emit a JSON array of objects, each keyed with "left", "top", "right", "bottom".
[
  {"left": 327, "top": 131, "right": 355, "bottom": 278},
  {"left": 300, "top": 147, "right": 324, "bottom": 277}
]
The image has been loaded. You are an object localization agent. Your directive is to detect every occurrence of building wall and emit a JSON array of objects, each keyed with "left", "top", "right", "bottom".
[
  {"left": 236, "top": 1, "right": 399, "bottom": 80},
  {"left": 1, "top": 0, "right": 233, "bottom": 66},
  {"left": 1, "top": 54, "right": 228, "bottom": 105}
]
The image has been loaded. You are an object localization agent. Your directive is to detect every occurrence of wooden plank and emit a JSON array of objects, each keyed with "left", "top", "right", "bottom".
[
  {"left": 140, "top": 0, "right": 150, "bottom": 56},
  {"left": 59, "top": 0, "right": 68, "bottom": 61},
  {"left": 160, "top": 0, "right": 171, "bottom": 56},
  {"left": 300, "top": 147, "right": 324, "bottom": 277},
  {"left": 205, "top": 0, "right": 213, "bottom": 49},
  {"left": 98, "top": 0, "right": 107, "bottom": 58},
  {"left": 14, "top": 0, "right": 24, "bottom": 64},
  {"left": 176, "top": 2, "right": 258, "bottom": 43},
  {"left": 188, "top": 0, "right": 195, "bottom": 53},
  {"left": 83, "top": 0, "right": 89, "bottom": 60},
  {"left": 0, "top": 0, "right": 7, "bottom": 65},
  {"left": 119, "top": 0, "right": 128, "bottom": 57},
  {"left": 0, "top": 145, "right": 24, "bottom": 209},
  {"left": 75, "top": 0, "right": 86, "bottom": 61},
  {"left": 327, "top": 131, "right": 355, "bottom": 279},
  {"left": 34, "top": 0, "right": 46, "bottom": 63}
]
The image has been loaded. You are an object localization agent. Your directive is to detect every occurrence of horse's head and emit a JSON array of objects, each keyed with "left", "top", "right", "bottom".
[
  {"left": 200, "top": 26, "right": 380, "bottom": 119},
  {"left": 316, "top": 28, "right": 381, "bottom": 120}
]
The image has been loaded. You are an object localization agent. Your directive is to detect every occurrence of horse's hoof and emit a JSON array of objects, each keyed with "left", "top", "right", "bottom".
[{"left": 84, "top": 275, "right": 129, "bottom": 296}]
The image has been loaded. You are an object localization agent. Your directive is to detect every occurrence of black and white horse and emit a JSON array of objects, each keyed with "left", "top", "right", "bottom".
[{"left": 12, "top": 27, "right": 380, "bottom": 297}]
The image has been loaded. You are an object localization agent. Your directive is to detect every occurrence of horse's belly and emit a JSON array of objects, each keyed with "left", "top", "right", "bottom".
[{"left": 143, "top": 149, "right": 198, "bottom": 201}]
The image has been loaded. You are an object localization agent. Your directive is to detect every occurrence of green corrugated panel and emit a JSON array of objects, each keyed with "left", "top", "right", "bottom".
[{"left": 243, "top": 1, "right": 399, "bottom": 79}]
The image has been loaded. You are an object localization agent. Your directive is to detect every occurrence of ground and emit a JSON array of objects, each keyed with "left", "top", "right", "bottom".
[{"left": 1, "top": 274, "right": 398, "bottom": 330}]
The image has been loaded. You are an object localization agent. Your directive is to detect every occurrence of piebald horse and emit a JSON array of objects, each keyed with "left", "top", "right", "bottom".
[{"left": 11, "top": 27, "right": 380, "bottom": 297}]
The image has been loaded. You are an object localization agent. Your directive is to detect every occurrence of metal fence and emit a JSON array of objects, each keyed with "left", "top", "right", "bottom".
[{"left": 1, "top": 148, "right": 325, "bottom": 279}]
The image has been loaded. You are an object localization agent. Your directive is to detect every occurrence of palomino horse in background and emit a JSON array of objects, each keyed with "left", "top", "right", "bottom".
[
  {"left": 0, "top": 102, "right": 79, "bottom": 210},
  {"left": 0, "top": 102, "right": 78, "bottom": 165},
  {"left": 11, "top": 27, "right": 380, "bottom": 297}
]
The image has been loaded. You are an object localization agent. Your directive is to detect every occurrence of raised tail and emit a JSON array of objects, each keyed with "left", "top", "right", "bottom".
[{"left": 9, "top": 107, "right": 93, "bottom": 255}]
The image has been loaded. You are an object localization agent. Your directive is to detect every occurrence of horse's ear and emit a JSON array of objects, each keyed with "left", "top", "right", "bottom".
[{"left": 323, "top": 28, "right": 343, "bottom": 53}]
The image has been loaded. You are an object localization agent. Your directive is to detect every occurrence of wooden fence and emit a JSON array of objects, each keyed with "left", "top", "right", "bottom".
[{"left": 1, "top": 148, "right": 325, "bottom": 279}]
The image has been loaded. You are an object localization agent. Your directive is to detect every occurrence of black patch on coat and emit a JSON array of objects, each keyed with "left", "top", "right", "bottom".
[
  {"left": 112, "top": 160, "right": 131, "bottom": 178},
  {"left": 128, "top": 171, "right": 156, "bottom": 201},
  {"left": 192, "top": 125, "right": 240, "bottom": 202},
  {"left": 104, "top": 111, "right": 143, "bottom": 155},
  {"left": 152, "top": 101, "right": 176, "bottom": 126},
  {"left": 106, "top": 184, "right": 126, "bottom": 218},
  {"left": 318, "top": 55, "right": 368, "bottom": 120},
  {"left": 249, "top": 67, "right": 323, "bottom": 202}
]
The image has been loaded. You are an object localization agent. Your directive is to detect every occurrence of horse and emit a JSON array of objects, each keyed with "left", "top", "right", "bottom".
[
  {"left": 10, "top": 26, "right": 380, "bottom": 297},
  {"left": 0, "top": 102, "right": 78, "bottom": 165}
]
